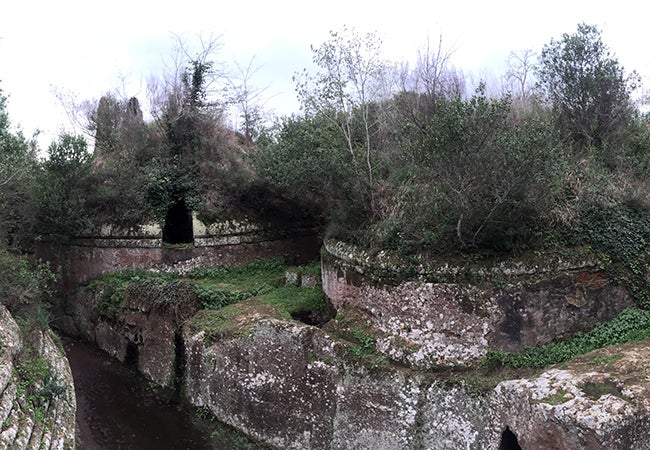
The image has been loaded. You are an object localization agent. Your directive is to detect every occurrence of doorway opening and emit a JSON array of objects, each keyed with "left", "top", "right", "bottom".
[
  {"left": 499, "top": 426, "right": 522, "bottom": 450},
  {"left": 162, "top": 199, "right": 194, "bottom": 244}
]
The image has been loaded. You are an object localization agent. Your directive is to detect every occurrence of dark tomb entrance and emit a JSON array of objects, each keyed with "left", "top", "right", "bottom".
[
  {"left": 499, "top": 426, "right": 522, "bottom": 450},
  {"left": 162, "top": 199, "right": 194, "bottom": 244}
]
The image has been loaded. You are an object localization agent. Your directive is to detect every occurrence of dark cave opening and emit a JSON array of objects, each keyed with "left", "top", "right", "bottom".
[
  {"left": 162, "top": 199, "right": 194, "bottom": 244},
  {"left": 124, "top": 341, "right": 139, "bottom": 369},
  {"left": 290, "top": 308, "right": 336, "bottom": 327},
  {"left": 499, "top": 426, "right": 522, "bottom": 450}
]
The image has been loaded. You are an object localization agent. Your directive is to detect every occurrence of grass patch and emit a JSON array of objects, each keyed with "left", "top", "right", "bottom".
[
  {"left": 483, "top": 308, "right": 650, "bottom": 369},
  {"left": 187, "top": 258, "right": 287, "bottom": 310},
  {"left": 538, "top": 388, "right": 571, "bottom": 405},
  {"left": 89, "top": 258, "right": 332, "bottom": 336},
  {"left": 193, "top": 283, "right": 272, "bottom": 310},
  {"left": 188, "top": 299, "right": 282, "bottom": 341},
  {"left": 580, "top": 379, "right": 630, "bottom": 401},
  {"left": 188, "top": 258, "right": 332, "bottom": 325},
  {"left": 586, "top": 354, "right": 624, "bottom": 365},
  {"left": 259, "top": 285, "right": 329, "bottom": 320},
  {"left": 323, "top": 310, "right": 389, "bottom": 368},
  {"left": 186, "top": 258, "right": 286, "bottom": 288}
]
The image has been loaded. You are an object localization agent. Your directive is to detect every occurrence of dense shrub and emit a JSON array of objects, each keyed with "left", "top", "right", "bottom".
[
  {"left": 374, "top": 88, "right": 563, "bottom": 254},
  {"left": 0, "top": 248, "right": 54, "bottom": 311},
  {"left": 252, "top": 114, "right": 368, "bottom": 231}
]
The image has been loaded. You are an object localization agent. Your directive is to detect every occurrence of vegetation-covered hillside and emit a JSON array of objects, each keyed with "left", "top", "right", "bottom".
[{"left": 3, "top": 23, "right": 650, "bottom": 308}]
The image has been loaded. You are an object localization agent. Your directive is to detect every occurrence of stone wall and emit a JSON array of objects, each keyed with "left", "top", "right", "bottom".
[
  {"left": 39, "top": 227, "right": 320, "bottom": 291},
  {"left": 0, "top": 305, "right": 76, "bottom": 449},
  {"left": 321, "top": 240, "right": 633, "bottom": 368}
]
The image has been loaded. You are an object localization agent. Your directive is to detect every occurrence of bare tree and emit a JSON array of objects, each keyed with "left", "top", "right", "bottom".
[
  {"left": 504, "top": 49, "right": 536, "bottom": 99},
  {"left": 294, "top": 27, "right": 389, "bottom": 190},
  {"left": 402, "top": 35, "right": 464, "bottom": 101},
  {"left": 394, "top": 36, "right": 465, "bottom": 132},
  {"left": 225, "top": 56, "right": 272, "bottom": 143},
  {"left": 147, "top": 33, "right": 226, "bottom": 131}
]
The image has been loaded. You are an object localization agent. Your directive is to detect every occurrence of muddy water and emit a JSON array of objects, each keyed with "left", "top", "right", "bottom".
[{"left": 63, "top": 339, "right": 266, "bottom": 450}]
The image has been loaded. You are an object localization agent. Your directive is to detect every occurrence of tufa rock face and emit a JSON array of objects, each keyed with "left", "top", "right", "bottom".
[
  {"left": 182, "top": 308, "right": 650, "bottom": 449},
  {"left": 491, "top": 342, "right": 650, "bottom": 450},
  {"left": 0, "top": 305, "right": 76, "bottom": 449},
  {"left": 181, "top": 302, "right": 499, "bottom": 450},
  {"left": 322, "top": 241, "right": 632, "bottom": 368},
  {"left": 184, "top": 314, "right": 341, "bottom": 449},
  {"left": 58, "top": 268, "right": 650, "bottom": 449},
  {"left": 62, "top": 279, "right": 201, "bottom": 388}
]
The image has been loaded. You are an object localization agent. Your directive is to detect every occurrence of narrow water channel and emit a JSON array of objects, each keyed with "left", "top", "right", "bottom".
[{"left": 63, "top": 338, "right": 266, "bottom": 450}]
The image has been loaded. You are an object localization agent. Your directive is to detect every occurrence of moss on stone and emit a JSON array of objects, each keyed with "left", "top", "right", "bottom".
[
  {"left": 258, "top": 285, "right": 332, "bottom": 320},
  {"left": 538, "top": 388, "right": 572, "bottom": 405},
  {"left": 188, "top": 299, "right": 281, "bottom": 342},
  {"left": 580, "top": 379, "right": 630, "bottom": 402}
]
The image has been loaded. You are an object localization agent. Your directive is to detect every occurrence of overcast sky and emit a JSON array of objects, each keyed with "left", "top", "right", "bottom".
[{"left": 1, "top": 0, "right": 648, "bottom": 149}]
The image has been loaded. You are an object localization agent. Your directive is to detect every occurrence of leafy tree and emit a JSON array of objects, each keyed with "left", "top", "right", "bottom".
[
  {"left": 536, "top": 23, "right": 639, "bottom": 151},
  {"left": 253, "top": 113, "right": 362, "bottom": 229},
  {"left": 86, "top": 94, "right": 158, "bottom": 232},
  {"left": 146, "top": 36, "right": 231, "bottom": 243},
  {"left": 34, "top": 134, "right": 94, "bottom": 242},
  {"left": 393, "top": 36, "right": 465, "bottom": 139},
  {"left": 378, "top": 86, "right": 562, "bottom": 253},
  {"left": 0, "top": 88, "right": 39, "bottom": 249},
  {"left": 0, "top": 247, "right": 54, "bottom": 310}
]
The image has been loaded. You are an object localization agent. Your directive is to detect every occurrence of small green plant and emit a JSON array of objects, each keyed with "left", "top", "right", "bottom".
[
  {"left": 15, "top": 356, "right": 66, "bottom": 416},
  {"left": 195, "top": 406, "right": 212, "bottom": 420},
  {"left": 350, "top": 329, "right": 377, "bottom": 357}
]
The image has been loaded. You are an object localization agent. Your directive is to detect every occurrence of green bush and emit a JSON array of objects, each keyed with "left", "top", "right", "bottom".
[
  {"left": 88, "top": 269, "right": 176, "bottom": 316},
  {"left": 253, "top": 114, "right": 369, "bottom": 232},
  {"left": 370, "top": 88, "right": 564, "bottom": 255},
  {"left": 0, "top": 248, "right": 55, "bottom": 310},
  {"left": 193, "top": 284, "right": 271, "bottom": 310},
  {"left": 567, "top": 203, "right": 650, "bottom": 307}
]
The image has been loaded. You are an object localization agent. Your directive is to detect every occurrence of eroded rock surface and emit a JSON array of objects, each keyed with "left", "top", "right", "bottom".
[
  {"left": 55, "top": 249, "right": 650, "bottom": 449},
  {"left": 322, "top": 240, "right": 632, "bottom": 368},
  {"left": 182, "top": 302, "right": 498, "bottom": 449},
  {"left": 60, "top": 280, "right": 200, "bottom": 388},
  {"left": 0, "top": 305, "right": 76, "bottom": 449},
  {"left": 183, "top": 309, "right": 650, "bottom": 449},
  {"left": 492, "top": 342, "right": 650, "bottom": 450}
]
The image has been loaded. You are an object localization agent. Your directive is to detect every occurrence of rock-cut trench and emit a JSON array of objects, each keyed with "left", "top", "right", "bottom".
[{"left": 63, "top": 337, "right": 263, "bottom": 449}]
